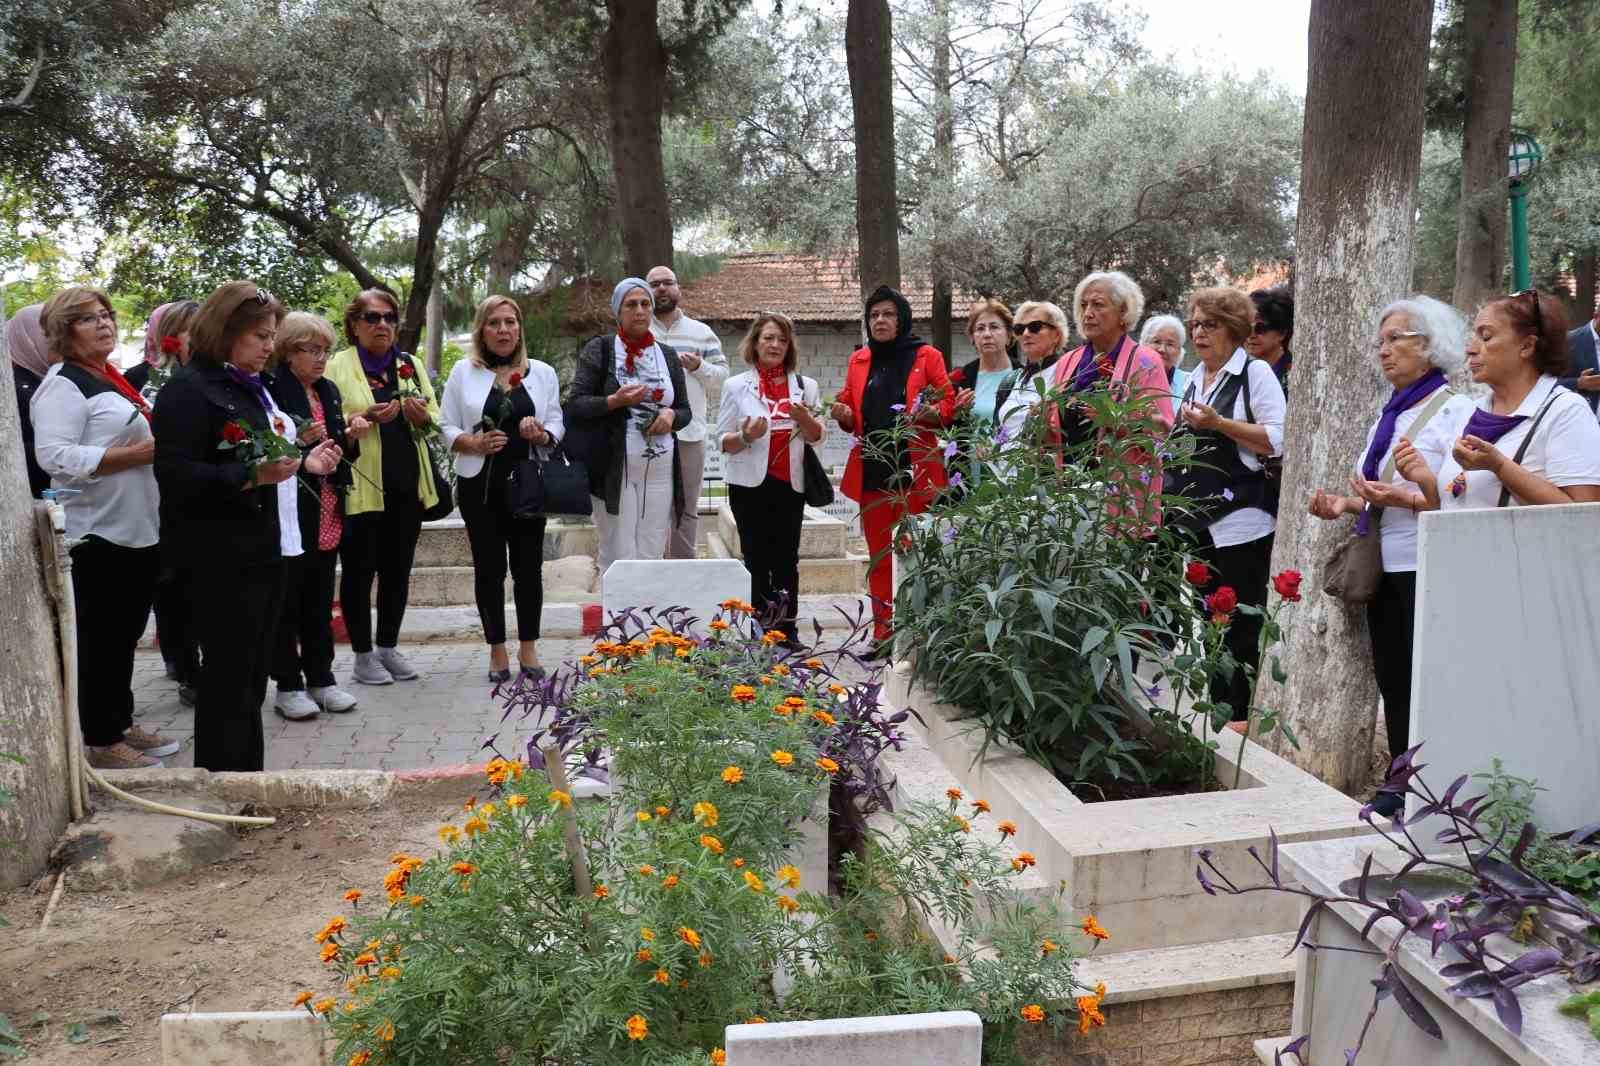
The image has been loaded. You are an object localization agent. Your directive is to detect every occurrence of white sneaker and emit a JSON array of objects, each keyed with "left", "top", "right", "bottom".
[
  {"left": 352, "top": 651, "right": 394, "bottom": 686},
  {"left": 310, "top": 684, "right": 359, "bottom": 714},
  {"left": 273, "top": 689, "right": 321, "bottom": 721},
  {"left": 376, "top": 646, "right": 419, "bottom": 681}
]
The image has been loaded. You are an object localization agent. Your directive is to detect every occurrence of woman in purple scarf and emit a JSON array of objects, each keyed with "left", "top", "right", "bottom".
[{"left": 1307, "top": 296, "right": 1474, "bottom": 814}]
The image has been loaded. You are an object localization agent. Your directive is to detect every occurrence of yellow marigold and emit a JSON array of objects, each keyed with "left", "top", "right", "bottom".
[
  {"left": 588, "top": 665, "right": 610, "bottom": 676},
  {"left": 438, "top": 825, "right": 460, "bottom": 843},
  {"left": 720, "top": 765, "right": 744, "bottom": 784},
  {"left": 775, "top": 895, "right": 799, "bottom": 913},
  {"left": 506, "top": 793, "right": 527, "bottom": 809},
  {"left": 810, "top": 709, "right": 836, "bottom": 727},
  {"left": 771, "top": 663, "right": 790, "bottom": 676},
  {"left": 1011, "top": 852, "right": 1037, "bottom": 871},
  {"left": 594, "top": 883, "right": 610, "bottom": 899},
  {"left": 814, "top": 757, "right": 840, "bottom": 775},
  {"left": 711, "top": 1049, "right": 727, "bottom": 1065},
  {"left": 292, "top": 990, "right": 313, "bottom": 1008},
  {"left": 548, "top": 789, "right": 572, "bottom": 809},
  {"left": 772, "top": 703, "right": 795, "bottom": 717},
  {"left": 579, "top": 654, "right": 599, "bottom": 665},
  {"left": 625, "top": 1014, "right": 649, "bottom": 1041},
  {"left": 692, "top": 800, "right": 719, "bottom": 827},
  {"left": 638, "top": 864, "right": 655, "bottom": 876},
  {"left": 379, "top": 966, "right": 402, "bottom": 980},
  {"left": 343, "top": 889, "right": 362, "bottom": 904},
  {"left": 348, "top": 1052, "right": 371, "bottom": 1066},
  {"left": 451, "top": 861, "right": 477, "bottom": 876},
  {"left": 804, "top": 658, "right": 823, "bottom": 669},
  {"left": 676, "top": 926, "right": 701, "bottom": 949},
  {"left": 828, "top": 683, "right": 846, "bottom": 695},
  {"left": 997, "top": 820, "right": 1018, "bottom": 838},
  {"left": 352, "top": 951, "right": 377, "bottom": 967},
  {"left": 700, "top": 834, "right": 725, "bottom": 855},
  {"left": 946, "top": 787, "right": 963, "bottom": 802},
  {"left": 365, "top": 938, "right": 381, "bottom": 950},
  {"left": 745, "top": 1016, "right": 767, "bottom": 1025},
  {"left": 730, "top": 684, "right": 757, "bottom": 703},
  {"left": 479, "top": 802, "right": 497, "bottom": 819},
  {"left": 653, "top": 968, "right": 670, "bottom": 985},
  {"left": 464, "top": 815, "right": 489, "bottom": 836},
  {"left": 743, "top": 870, "right": 766, "bottom": 893},
  {"left": 676, "top": 647, "right": 691, "bottom": 658},
  {"left": 776, "top": 864, "right": 801, "bottom": 888},
  {"left": 375, "top": 1019, "right": 395, "bottom": 1042},
  {"left": 761, "top": 629, "right": 786, "bottom": 645},
  {"left": 1042, "top": 939, "right": 1059, "bottom": 956},
  {"left": 1020, "top": 1004, "right": 1045, "bottom": 1024},
  {"left": 313, "top": 997, "right": 336, "bottom": 1016},
  {"left": 758, "top": 675, "right": 775, "bottom": 685},
  {"left": 408, "top": 895, "right": 425, "bottom": 907},
  {"left": 1076, "top": 996, "right": 1106, "bottom": 1034},
  {"left": 662, "top": 873, "right": 679, "bottom": 889},
  {"left": 770, "top": 750, "right": 794, "bottom": 767},
  {"left": 1082, "top": 915, "right": 1110, "bottom": 941},
  {"left": 654, "top": 805, "right": 670, "bottom": 817},
  {"left": 636, "top": 810, "right": 652, "bottom": 823},
  {"left": 732, "top": 857, "right": 745, "bottom": 868},
  {"left": 972, "top": 798, "right": 992, "bottom": 814},
  {"left": 640, "top": 927, "right": 656, "bottom": 941},
  {"left": 709, "top": 619, "right": 730, "bottom": 632},
  {"left": 952, "top": 815, "right": 971, "bottom": 833}
]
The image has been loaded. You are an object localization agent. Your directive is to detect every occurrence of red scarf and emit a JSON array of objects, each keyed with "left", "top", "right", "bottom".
[
  {"left": 70, "top": 356, "right": 151, "bottom": 422},
  {"left": 618, "top": 330, "right": 655, "bottom": 376}
]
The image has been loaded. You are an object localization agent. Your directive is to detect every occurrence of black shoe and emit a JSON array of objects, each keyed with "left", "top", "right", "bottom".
[
  {"left": 178, "top": 684, "right": 197, "bottom": 707},
  {"left": 487, "top": 668, "right": 511, "bottom": 684},
  {"left": 163, "top": 662, "right": 181, "bottom": 681},
  {"left": 519, "top": 664, "right": 546, "bottom": 683}
]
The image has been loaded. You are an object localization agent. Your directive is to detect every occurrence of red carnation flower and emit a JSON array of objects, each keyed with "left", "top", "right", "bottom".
[
  {"left": 396, "top": 362, "right": 414, "bottom": 379},
  {"left": 651, "top": 388, "right": 664, "bottom": 403},
  {"left": 1184, "top": 561, "right": 1211, "bottom": 587},
  {"left": 1272, "top": 569, "right": 1303, "bottom": 603},
  {"left": 1204, "top": 585, "right": 1238, "bottom": 623},
  {"left": 508, "top": 372, "right": 523, "bottom": 388},
  {"left": 160, "top": 335, "right": 182, "bottom": 355},
  {"left": 222, "top": 422, "right": 247, "bottom": 444}
]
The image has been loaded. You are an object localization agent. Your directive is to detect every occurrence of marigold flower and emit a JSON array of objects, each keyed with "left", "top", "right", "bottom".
[
  {"left": 745, "top": 1016, "right": 767, "bottom": 1024},
  {"left": 506, "top": 793, "right": 527, "bottom": 809},
  {"left": 1013, "top": 852, "right": 1037, "bottom": 870},
  {"left": 438, "top": 825, "right": 460, "bottom": 843},
  {"left": 1042, "top": 939, "right": 1059, "bottom": 956},
  {"left": 700, "top": 833, "right": 725, "bottom": 855},
  {"left": 972, "top": 798, "right": 992, "bottom": 814},
  {"left": 770, "top": 750, "right": 794, "bottom": 767},
  {"left": 379, "top": 966, "right": 402, "bottom": 979},
  {"left": 479, "top": 801, "right": 497, "bottom": 819},
  {"left": 692, "top": 800, "right": 719, "bottom": 827},
  {"left": 635, "top": 947, "right": 654, "bottom": 963},
  {"left": 314, "top": 916, "right": 347, "bottom": 943},
  {"left": 997, "top": 820, "right": 1018, "bottom": 838},
  {"left": 721, "top": 765, "right": 744, "bottom": 784},
  {"left": 1076, "top": 996, "right": 1106, "bottom": 1033},
  {"left": 349, "top": 1052, "right": 371, "bottom": 1066},
  {"left": 743, "top": 870, "right": 766, "bottom": 892},
  {"left": 654, "top": 805, "right": 670, "bottom": 817},
  {"left": 346, "top": 976, "right": 367, "bottom": 993},
  {"left": 952, "top": 815, "right": 971, "bottom": 833},
  {"left": 352, "top": 951, "right": 377, "bottom": 967},
  {"left": 711, "top": 1050, "right": 727, "bottom": 1065},
  {"left": 313, "top": 997, "right": 336, "bottom": 1015},
  {"left": 579, "top": 654, "right": 599, "bottom": 665},
  {"left": 699, "top": 950, "right": 714, "bottom": 967},
  {"left": 942, "top": 954, "right": 956, "bottom": 964},
  {"left": 776, "top": 864, "right": 801, "bottom": 888},
  {"left": 814, "top": 757, "right": 840, "bottom": 775},
  {"left": 946, "top": 787, "right": 963, "bottom": 802},
  {"left": 709, "top": 619, "right": 730, "bottom": 632},
  {"left": 772, "top": 702, "right": 796, "bottom": 717},
  {"left": 385, "top": 887, "right": 404, "bottom": 904},
  {"left": 463, "top": 815, "right": 488, "bottom": 836},
  {"left": 1020, "top": 1004, "right": 1045, "bottom": 1024},
  {"left": 730, "top": 684, "right": 757, "bottom": 702},
  {"left": 1082, "top": 915, "right": 1110, "bottom": 941},
  {"left": 804, "top": 658, "right": 823, "bottom": 669},
  {"left": 463, "top": 797, "right": 477, "bottom": 810},
  {"left": 375, "top": 1019, "right": 395, "bottom": 1042},
  {"left": 640, "top": 928, "right": 656, "bottom": 941},
  {"left": 864, "top": 930, "right": 879, "bottom": 941},
  {"left": 762, "top": 629, "right": 786, "bottom": 645},
  {"left": 638, "top": 864, "right": 655, "bottom": 876},
  {"left": 758, "top": 674, "right": 775, "bottom": 685},
  {"left": 653, "top": 968, "right": 670, "bottom": 985},
  {"left": 548, "top": 789, "right": 572, "bottom": 809},
  {"left": 731, "top": 857, "right": 745, "bottom": 868},
  {"left": 775, "top": 895, "right": 799, "bottom": 913},
  {"left": 292, "top": 990, "right": 313, "bottom": 1008},
  {"left": 810, "top": 710, "right": 836, "bottom": 727},
  {"left": 408, "top": 895, "right": 425, "bottom": 907},
  {"left": 828, "top": 684, "right": 846, "bottom": 695},
  {"left": 676, "top": 926, "right": 701, "bottom": 949},
  {"left": 451, "top": 861, "right": 477, "bottom": 876},
  {"left": 662, "top": 874, "right": 679, "bottom": 889},
  {"left": 343, "top": 889, "right": 362, "bottom": 904},
  {"left": 676, "top": 648, "right": 691, "bottom": 658},
  {"left": 626, "top": 1014, "right": 649, "bottom": 1041}
]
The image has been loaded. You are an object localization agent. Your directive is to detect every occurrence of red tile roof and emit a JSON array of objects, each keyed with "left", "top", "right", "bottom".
[{"left": 678, "top": 252, "right": 967, "bottom": 325}]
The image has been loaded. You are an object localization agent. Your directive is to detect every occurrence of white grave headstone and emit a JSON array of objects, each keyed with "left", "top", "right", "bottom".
[
  {"left": 725, "top": 1010, "right": 981, "bottom": 1066},
  {"left": 601, "top": 558, "right": 752, "bottom": 634},
  {"left": 1411, "top": 504, "right": 1600, "bottom": 831}
]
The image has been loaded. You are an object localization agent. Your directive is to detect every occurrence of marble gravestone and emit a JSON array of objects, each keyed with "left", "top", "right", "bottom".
[
  {"left": 725, "top": 1011, "right": 981, "bottom": 1066},
  {"left": 601, "top": 558, "right": 752, "bottom": 635},
  {"left": 1411, "top": 503, "right": 1600, "bottom": 831}
]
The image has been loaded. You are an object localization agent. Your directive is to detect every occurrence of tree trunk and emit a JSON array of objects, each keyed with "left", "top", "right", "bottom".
[
  {"left": 1575, "top": 247, "right": 1597, "bottom": 323},
  {"left": 603, "top": 0, "right": 675, "bottom": 276},
  {"left": 1450, "top": 0, "right": 1518, "bottom": 311},
  {"left": 929, "top": 0, "right": 954, "bottom": 361},
  {"left": 0, "top": 298, "right": 72, "bottom": 889},
  {"left": 425, "top": 270, "right": 444, "bottom": 378},
  {"left": 1257, "top": 0, "right": 1433, "bottom": 794},
  {"left": 847, "top": 0, "right": 901, "bottom": 296}
]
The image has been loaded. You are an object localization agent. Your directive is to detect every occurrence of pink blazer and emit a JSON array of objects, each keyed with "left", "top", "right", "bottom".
[{"left": 1049, "top": 340, "right": 1175, "bottom": 533}]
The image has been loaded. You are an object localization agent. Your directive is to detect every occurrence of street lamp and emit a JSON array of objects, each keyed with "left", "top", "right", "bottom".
[{"left": 1508, "top": 130, "right": 1543, "bottom": 291}]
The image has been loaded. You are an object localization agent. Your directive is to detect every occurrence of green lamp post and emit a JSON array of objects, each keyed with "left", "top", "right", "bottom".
[{"left": 1508, "top": 130, "right": 1543, "bottom": 291}]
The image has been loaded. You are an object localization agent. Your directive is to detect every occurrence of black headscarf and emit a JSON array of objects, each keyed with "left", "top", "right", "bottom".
[{"left": 860, "top": 285, "right": 923, "bottom": 491}]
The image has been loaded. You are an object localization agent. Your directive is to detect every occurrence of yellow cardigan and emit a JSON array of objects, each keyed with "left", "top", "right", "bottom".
[{"left": 324, "top": 347, "right": 442, "bottom": 516}]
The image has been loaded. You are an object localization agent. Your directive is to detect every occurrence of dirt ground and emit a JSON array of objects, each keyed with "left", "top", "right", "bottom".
[{"left": 0, "top": 792, "right": 468, "bottom": 1065}]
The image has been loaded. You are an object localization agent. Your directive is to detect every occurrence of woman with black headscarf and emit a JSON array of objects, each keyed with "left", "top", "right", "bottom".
[{"left": 830, "top": 286, "right": 955, "bottom": 652}]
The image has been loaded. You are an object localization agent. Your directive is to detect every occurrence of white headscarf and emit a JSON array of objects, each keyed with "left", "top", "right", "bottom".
[{"left": 4, "top": 304, "right": 50, "bottom": 378}]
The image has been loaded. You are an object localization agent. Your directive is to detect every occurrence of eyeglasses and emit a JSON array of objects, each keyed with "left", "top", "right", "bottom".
[
  {"left": 358, "top": 310, "right": 400, "bottom": 325},
  {"left": 72, "top": 310, "right": 117, "bottom": 327},
  {"left": 1513, "top": 288, "right": 1543, "bottom": 341},
  {"left": 1186, "top": 318, "right": 1222, "bottom": 335},
  {"left": 1370, "top": 330, "right": 1425, "bottom": 351},
  {"left": 1012, "top": 321, "right": 1053, "bottom": 336},
  {"left": 293, "top": 344, "right": 331, "bottom": 360}
]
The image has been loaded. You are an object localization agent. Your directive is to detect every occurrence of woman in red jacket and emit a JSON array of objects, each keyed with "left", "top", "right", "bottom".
[{"left": 829, "top": 286, "right": 956, "bottom": 651}]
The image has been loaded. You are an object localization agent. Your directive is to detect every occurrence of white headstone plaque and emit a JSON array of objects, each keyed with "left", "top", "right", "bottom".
[{"left": 601, "top": 558, "right": 752, "bottom": 634}]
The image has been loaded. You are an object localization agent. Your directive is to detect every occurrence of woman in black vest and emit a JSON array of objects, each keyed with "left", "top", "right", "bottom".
[
  {"left": 1166, "top": 287, "right": 1286, "bottom": 725},
  {"left": 153, "top": 282, "right": 342, "bottom": 771}
]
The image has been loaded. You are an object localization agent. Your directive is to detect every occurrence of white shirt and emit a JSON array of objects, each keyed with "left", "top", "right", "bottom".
[
  {"left": 717, "top": 370, "right": 824, "bottom": 488},
  {"left": 614, "top": 337, "right": 676, "bottom": 459},
  {"left": 261, "top": 390, "right": 304, "bottom": 558},
  {"left": 1436, "top": 375, "right": 1600, "bottom": 511},
  {"left": 30, "top": 363, "right": 160, "bottom": 548},
  {"left": 1182, "top": 348, "right": 1285, "bottom": 549},
  {"left": 439, "top": 359, "right": 565, "bottom": 479},
  {"left": 1352, "top": 391, "right": 1475, "bottom": 571},
  {"left": 651, "top": 312, "right": 727, "bottom": 443},
  {"left": 995, "top": 367, "right": 1047, "bottom": 452}
]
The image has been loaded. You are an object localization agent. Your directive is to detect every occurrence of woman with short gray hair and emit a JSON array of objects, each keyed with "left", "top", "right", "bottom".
[
  {"left": 1307, "top": 294, "right": 1474, "bottom": 811},
  {"left": 1140, "top": 314, "right": 1188, "bottom": 400}
]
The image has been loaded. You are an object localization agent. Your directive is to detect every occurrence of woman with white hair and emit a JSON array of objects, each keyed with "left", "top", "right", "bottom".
[
  {"left": 563, "top": 278, "right": 692, "bottom": 569},
  {"left": 1308, "top": 295, "right": 1475, "bottom": 810},
  {"left": 1140, "top": 313, "right": 1188, "bottom": 400}
]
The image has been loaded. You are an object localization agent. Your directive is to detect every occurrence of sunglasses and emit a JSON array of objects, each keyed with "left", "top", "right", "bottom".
[
  {"left": 1513, "top": 288, "right": 1543, "bottom": 341},
  {"left": 1011, "top": 321, "right": 1054, "bottom": 336},
  {"left": 358, "top": 310, "right": 400, "bottom": 325},
  {"left": 1251, "top": 320, "right": 1278, "bottom": 335}
]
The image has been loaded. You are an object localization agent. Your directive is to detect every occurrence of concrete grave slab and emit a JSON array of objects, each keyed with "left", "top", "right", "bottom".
[
  {"left": 725, "top": 1010, "right": 981, "bottom": 1066},
  {"left": 50, "top": 792, "right": 240, "bottom": 891},
  {"left": 161, "top": 1011, "right": 324, "bottom": 1066},
  {"left": 601, "top": 558, "right": 752, "bottom": 632}
]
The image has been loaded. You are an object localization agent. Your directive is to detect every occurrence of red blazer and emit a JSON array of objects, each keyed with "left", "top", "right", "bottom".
[{"left": 837, "top": 343, "right": 954, "bottom": 509}]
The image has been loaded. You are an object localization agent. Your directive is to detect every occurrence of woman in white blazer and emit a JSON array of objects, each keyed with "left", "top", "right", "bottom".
[
  {"left": 440, "top": 295, "right": 565, "bottom": 682},
  {"left": 717, "top": 312, "right": 826, "bottom": 647}
]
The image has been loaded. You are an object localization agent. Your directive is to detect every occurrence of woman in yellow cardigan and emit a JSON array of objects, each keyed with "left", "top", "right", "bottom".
[{"left": 324, "top": 288, "right": 442, "bottom": 685}]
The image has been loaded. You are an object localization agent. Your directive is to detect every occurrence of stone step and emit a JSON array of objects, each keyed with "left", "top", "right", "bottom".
[
  {"left": 415, "top": 517, "right": 600, "bottom": 567},
  {"left": 716, "top": 501, "right": 848, "bottom": 560}
]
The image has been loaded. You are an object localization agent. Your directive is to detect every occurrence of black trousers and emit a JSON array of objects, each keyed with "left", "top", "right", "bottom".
[
  {"left": 339, "top": 505, "right": 422, "bottom": 652},
  {"left": 1196, "top": 533, "right": 1274, "bottom": 722},
  {"left": 458, "top": 471, "right": 546, "bottom": 644},
  {"left": 153, "top": 553, "right": 201, "bottom": 683},
  {"left": 71, "top": 537, "right": 158, "bottom": 747},
  {"left": 272, "top": 547, "right": 338, "bottom": 691},
  {"left": 194, "top": 558, "right": 284, "bottom": 772},
  {"left": 1367, "top": 569, "right": 1417, "bottom": 761},
  {"left": 729, "top": 475, "right": 806, "bottom": 640}
]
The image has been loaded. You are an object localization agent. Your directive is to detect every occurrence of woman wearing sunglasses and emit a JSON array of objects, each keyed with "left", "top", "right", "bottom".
[
  {"left": 991, "top": 301, "right": 1070, "bottom": 456},
  {"left": 1396, "top": 288, "right": 1600, "bottom": 513},
  {"left": 1246, "top": 285, "right": 1294, "bottom": 389},
  {"left": 325, "top": 289, "right": 443, "bottom": 686}
]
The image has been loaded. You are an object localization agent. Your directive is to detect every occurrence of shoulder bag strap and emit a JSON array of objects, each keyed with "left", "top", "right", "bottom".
[
  {"left": 1378, "top": 388, "right": 1455, "bottom": 483},
  {"left": 1496, "top": 390, "right": 1561, "bottom": 508}
]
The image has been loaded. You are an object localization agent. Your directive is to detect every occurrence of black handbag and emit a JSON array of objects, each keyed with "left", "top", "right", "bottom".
[
  {"left": 421, "top": 446, "right": 455, "bottom": 521},
  {"left": 801, "top": 444, "right": 834, "bottom": 508},
  {"left": 506, "top": 448, "right": 592, "bottom": 519}
]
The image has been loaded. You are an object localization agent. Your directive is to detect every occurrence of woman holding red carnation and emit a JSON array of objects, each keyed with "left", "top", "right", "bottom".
[
  {"left": 152, "top": 282, "right": 342, "bottom": 771},
  {"left": 440, "top": 295, "right": 565, "bottom": 682}
]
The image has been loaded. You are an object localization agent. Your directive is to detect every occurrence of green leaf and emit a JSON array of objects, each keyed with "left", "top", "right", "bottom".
[
  {"left": 1080, "top": 626, "right": 1109, "bottom": 656},
  {"left": 64, "top": 1022, "right": 88, "bottom": 1045},
  {"left": 1270, "top": 655, "right": 1288, "bottom": 684},
  {"left": 984, "top": 619, "right": 1001, "bottom": 650},
  {"left": 0, "top": 1015, "right": 19, "bottom": 1046}
]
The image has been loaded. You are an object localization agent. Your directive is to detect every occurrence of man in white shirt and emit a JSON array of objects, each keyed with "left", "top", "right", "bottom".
[{"left": 647, "top": 265, "right": 728, "bottom": 559}]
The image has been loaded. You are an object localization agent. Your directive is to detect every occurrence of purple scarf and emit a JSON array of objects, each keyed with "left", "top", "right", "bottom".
[
  {"left": 1460, "top": 406, "right": 1530, "bottom": 446},
  {"left": 358, "top": 344, "right": 399, "bottom": 376},
  {"left": 225, "top": 363, "right": 275, "bottom": 413},
  {"left": 1070, "top": 336, "right": 1125, "bottom": 393},
  {"left": 1354, "top": 368, "right": 1446, "bottom": 535}
]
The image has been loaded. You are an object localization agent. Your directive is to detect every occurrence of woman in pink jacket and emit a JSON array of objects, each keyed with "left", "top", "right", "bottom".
[{"left": 1048, "top": 271, "right": 1175, "bottom": 533}]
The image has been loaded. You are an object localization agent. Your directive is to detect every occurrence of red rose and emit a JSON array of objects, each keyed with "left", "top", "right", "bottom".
[
  {"left": 949, "top": 368, "right": 966, "bottom": 384},
  {"left": 160, "top": 335, "right": 181, "bottom": 355},
  {"left": 1204, "top": 585, "right": 1238, "bottom": 622},
  {"left": 1096, "top": 356, "right": 1114, "bottom": 378},
  {"left": 1184, "top": 561, "right": 1211, "bottom": 587},
  {"left": 508, "top": 372, "right": 523, "bottom": 388},
  {"left": 222, "top": 422, "right": 247, "bottom": 444},
  {"left": 1137, "top": 599, "right": 1150, "bottom": 617},
  {"left": 651, "top": 388, "right": 664, "bottom": 403},
  {"left": 396, "top": 362, "right": 414, "bottom": 379},
  {"left": 1272, "top": 569, "right": 1303, "bottom": 603}
]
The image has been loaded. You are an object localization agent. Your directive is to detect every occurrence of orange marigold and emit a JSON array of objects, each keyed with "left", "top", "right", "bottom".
[
  {"left": 803, "top": 658, "right": 823, "bottom": 669},
  {"left": 313, "top": 997, "right": 336, "bottom": 1015},
  {"left": 547, "top": 789, "right": 572, "bottom": 809},
  {"left": 408, "top": 895, "right": 425, "bottom": 907},
  {"left": 810, "top": 709, "right": 836, "bottom": 727},
  {"left": 731, "top": 857, "right": 745, "bottom": 868},
  {"left": 352, "top": 952, "right": 377, "bottom": 967},
  {"left": 997, "top": 820, "right": 1018, "bottom": 838},
  {"left": 506, "top": 793, "right": 527, "bottom": 809},
  {"left": 314, "top": 916, "right": 347, "bottom": 943},
  {"left": 775, "top": 895, "right": 799, "bottom": 913},
  {"left": 745, "top": 1016, "right": 767, "bottom": 1025},
  {"left": 828, "top": 684, "right": 846, "bottom": 695},
  {"left": 698, "top": 950, "right": 714, "bottom": 968},
  {"left": 814, "top": 757, "right": 840, "bottom": 775},
  {"left": 319, "top": 943, "right": 340, "bottom": 963},
  {"left": 711, "top": 1050, "right": 728, "bottom": 1065},
  {"left": 1020, "top": 1004, "right": 1046, "bottom": 1024},
  {"left": 770, "top": 750, "right": 794, "bottom": 767},
  {"left": 730, "top": 684, "right": 757, "bottom": 703},
  {"left": 594, "top": 883, "right": 610, "bottom": 899},
  {"left": 1076, "top": 995, "right": 1106, "bottom": 1034},
  {"left": 636, "top": 948, "right": 654, "bottom": 963},
  {"left": 653, "top": 968, "right": 670, "bottom": 985},
  {"left": 972, "top": 798, "right": 992, "bottom": 814},
  {"left": 700, "top": 834, "right": 725, "bottom": 855},
  {"left": 662, "top": 873, "right": 680, "bottom": 889},
  {"left": 709, "top": 619, "right": 730, "bottom": 632},
  {"left": 1082, "top": 915, "right": 1110, "bottom": 941},
  {"left": 654, "top": 805, "right": 670, "bottom": 817},
  {"left": 292, "top": 991, "right": 313, "bottom": 1008},
  {"left": 776, "top": 864, "right": 801, "bottom": 888},
  {"left": 343, "top": 889, "right": 362, "bottom": 904},
  {"left": 625, "top": 1014, "right": 649, "bottom": 1041},
  {"left": 463, "top": 815, "right": 489, "bottom": 836},
  {"left": 348, "top": 1052, "right": 371, "bottom": 1066},
  {"left": 761, "top": 629, "right": 786, "bottom": 645},
  {"left": 946, "top": 787, "right": 963, "bottom": 802},
  {"left": 1042, "top": 939, "right": 1059, "bottom": 956},
  {"left": 438, "top": 825, "right": 460, "bottom": 843},
  {"left": 638, "top": 864, "right": 655, "bottom": 876},
  {"left": 742, "top": 870, "right": 766, "bottom": 893},
  {"left": 1011, "top": 852, "right": 1037, "bottom": 872},
  {"left": 451, "top": 861, "right": 478, "bottom": 876},
  {"left": 375, "top": 1020, "right": 395, "bottom": 1042},
  {"left": 720, "top": 765, "right": 744, "bottom": 784},
  {"left": 952, "top": 815, "right": 971, "bottom": 833},
  {"left": 676, "top": 926, "right": 701, "bottom": 949}
]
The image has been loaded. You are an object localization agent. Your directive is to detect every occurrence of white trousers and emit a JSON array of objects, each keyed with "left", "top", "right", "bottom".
[{"left": 593, "top": 450, "right": 675, "bottom": 574}]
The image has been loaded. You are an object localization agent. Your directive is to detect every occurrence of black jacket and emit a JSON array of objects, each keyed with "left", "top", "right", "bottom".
[
  {"left": 563, "top": 335, "right": 693, "bottom": 517},
  {"left": 13, "top": 364, "right": 49, "bottom": 497},
  {"left": 268, "top": 372, "right": 357, "bottom": 551},
  {"left": 1561, "top": 324, "right": 1599, "bottom": 413},
  {"left": 152, "top": 359, "right": 289, "bottom": 567}
]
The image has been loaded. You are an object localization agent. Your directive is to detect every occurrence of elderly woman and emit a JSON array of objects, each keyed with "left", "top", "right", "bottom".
[
  {"left": 1397, "top": 289, "right": 1600, "bottom": 513},
  {"left": 325, "top": 288, "right": 441, "bottom": 685},
  {"left": 266, "top": 312, "right": 370, "bottom": 719},
  {"left": 564, "top": 279, "right": 692, "bottom": 571},
  {"left": 830, "top": 285, "right": 954, "bottom": 649},
  {"left": 1165, "top": 287, "right": 1286, "bottom": 723},
  {"left": 126, "top": 300, "right": 200, "bottom": 398},
  {"left": 1308, "top": 296, "right": 1475, "bottom": 809},
  {"left": 31, "top": 287, "right": 173, "bottom": 769},
  {"left": 7, "top": 304, "right": 52, "bottom": 498},
  {"left": 991, "top": 300, "right": 1071, "bottom": 454},
  {"left": 952, "top": 298, "right": 1017, "bottom": 427},
  {"left": 1140, "top": 313, "right": 1189, "bottom": 400},
  {"left": 440, "top": 295, "right": 565, "bottom": 682},
  {"left": 154, "top": 282, "right": 342, "bottom": 771},
  {"left": 718, "top": 312, "right": 826, "bottom": 646},
  {"left": 1247, "top": 285, "right": 1294, "bottom": 388}
]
